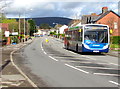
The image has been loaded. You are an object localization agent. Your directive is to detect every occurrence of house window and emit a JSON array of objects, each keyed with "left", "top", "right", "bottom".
[{"left": 114, "top": 22, "right": 117, "bottom": 29}]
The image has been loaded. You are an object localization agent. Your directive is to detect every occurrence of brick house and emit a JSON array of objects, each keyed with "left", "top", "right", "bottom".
[
  {"left": 0, "top": 23, "right": 9, "bottom": 31},
  {"left": 81, "top": 7, "right": 120, "bottom": 36},
  {"left": 0, "top": 23, "right": 11, "bottom": 45},
  {"left": 81, "top": 13, "right": 98, "bottom": 24},
  {"left": 93, "top": 7, "right": 120, "bottom": 36}
]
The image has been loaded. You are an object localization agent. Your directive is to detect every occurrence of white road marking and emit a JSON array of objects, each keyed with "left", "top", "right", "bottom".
[
  {"left": 76, "top": 66, "right": 119, "bottom": 70},
  {"left": 80, "top": 55, "right": 96, "bottom": 60},
  {"left": 66, "top": 50, "right": 96, "bottom": 60},
  {"left": 41, "top": 46, "right": 43, "bottom": 49},
  {"left": 41, "top": 41, "right": 58, "bottom": 61},
  {"left": 109, "top": 81, "right": 120, "bottom": 86},
  {"left": 2, "top": 82, "right": 13, "bottom": 84},
  {"left": 65, "top": 63, "right": 89, "bottom": 74},
  {"left": 61, "top": 60, "right": 94, "bottom": 63},
  {"left": 109, "top": 63, "right": 119, "bottom": 66},
  {"left": 10, "top": 46, "right": 38, "bottom": 88},
  {"left": 41, "top": 48, "right": 44, "bottom": 51},
  {"left": 93, "top": 73, "right": 120, "bottom": 76},
  {"left": 0, "top": 85, "right": 8, "bottom": 88},
  {"left": 41, "top": 42, "right": 47, "bottom": 55},
  {"left": 41, "top": 41, "right": 43, "bottom": 49},
  {"left": 68, "top": 51, "right": 77, "bottom": 55},
  {"left": 60, "top": 60, "right": 91, "bottom": 63},
  {"left": 44, "top": 51, "right": 47, "bottom": 54},
  {"left": 54, "top": 56, "right": 91, "bottom": 61},
  {"left": 49, "top": 56, "right": 58, "bottom": 61},
  {"left": 54, "top": 56, "right": 77, "bottom": 59}
]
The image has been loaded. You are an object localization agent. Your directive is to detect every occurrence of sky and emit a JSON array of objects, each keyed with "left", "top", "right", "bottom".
[{"left": 0, "top": 0, "right": 120, "bottom": 19}]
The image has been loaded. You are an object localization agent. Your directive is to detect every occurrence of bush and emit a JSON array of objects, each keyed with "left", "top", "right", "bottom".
[
  {"left": 110, "top": 36, "right": 120, "bottom": 44},
  {"left": 61, "top": 34, "right": 65, "bottom": 37},
  {"left": 10, "top": 36, "right": 19, "bottom": 43}
]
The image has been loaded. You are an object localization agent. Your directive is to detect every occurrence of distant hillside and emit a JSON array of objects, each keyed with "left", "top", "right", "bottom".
[
  {"left": 9, "top": 17, "right": 72, "bottom": 27},
  {"left": 32, "top": 17, "right": 72, "bottom": 27}
]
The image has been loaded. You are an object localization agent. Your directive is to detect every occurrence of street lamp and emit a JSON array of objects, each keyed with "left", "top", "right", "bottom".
[
  {"left": 23, "top": 8, "right": 33, "bottom": 42},
  {"left": 23, "top": 13, "right": 26, "bottom": 42},
  {"left": 18, "top": 13, "right": 21, "bottom": 42}
]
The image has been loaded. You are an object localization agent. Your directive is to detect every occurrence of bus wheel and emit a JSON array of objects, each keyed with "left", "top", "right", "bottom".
[
  {"left": 76, "top": 44, "right": 78, "bottom": 52},
  {"left": 67, "top": 44, "right": 69, "bottom": 50}
]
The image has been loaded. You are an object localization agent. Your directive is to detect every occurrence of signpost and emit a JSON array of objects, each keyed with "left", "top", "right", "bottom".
[
  {"left": 12, "top": 32, "right": 18, "bottom": 35},
  {"left": 4, "top": 31, "right": 10, "bottom": 37}
]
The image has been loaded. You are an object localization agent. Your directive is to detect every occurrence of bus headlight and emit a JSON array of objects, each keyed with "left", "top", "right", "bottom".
[
  {"left": 84, "top": 44, "right": 90, "bottom": 49},
  {"left": 103, "top": 44, "right": 109, "bottom": 49}
]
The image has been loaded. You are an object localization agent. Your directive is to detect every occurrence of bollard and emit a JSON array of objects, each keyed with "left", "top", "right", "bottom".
[{"left": 45, "top": 38, "right": 49, "bottom": 43}]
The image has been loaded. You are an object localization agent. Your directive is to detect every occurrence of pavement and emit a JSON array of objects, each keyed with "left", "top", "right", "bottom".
[
  {"left": 106, "top": 50, "right": 120, "bottom": 57},
  {"left": 1, "top": 39, "right": 35, "bottom": 88}
]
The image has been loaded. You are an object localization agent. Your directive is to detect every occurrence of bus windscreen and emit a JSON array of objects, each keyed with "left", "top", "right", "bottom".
[{"left": 84, "top": 28, "right": 108, "bottom": 44}]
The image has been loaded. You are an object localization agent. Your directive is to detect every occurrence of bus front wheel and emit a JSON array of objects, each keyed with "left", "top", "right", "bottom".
[
  {"left": 76, "top": 44, "right": 78, "bottom": 52},
  {"left": 67, "top": 44, "right": 69, "bottom": 50}
]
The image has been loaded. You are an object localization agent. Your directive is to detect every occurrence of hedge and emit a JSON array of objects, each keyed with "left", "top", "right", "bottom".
[{"left": 110, "top": 36, "right": 120, "bottom": 44}]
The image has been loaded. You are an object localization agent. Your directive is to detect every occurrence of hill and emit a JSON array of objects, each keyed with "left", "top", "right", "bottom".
[
  {"left": 9, "top": 17, "right": 72, "bottom": 27},
  {"left": 32, "top": 17, "right": 72, "bottom": 27}
]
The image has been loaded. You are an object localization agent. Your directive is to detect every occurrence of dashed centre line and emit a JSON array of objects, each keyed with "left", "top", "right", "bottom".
[
  {"left": 109, "top": 81, "right": 120, "bottom": 86},
  {"left": 93, "top": 73, "right": 120, "bottom": 76},
  {"left": 109, "top": 63, "right": 119, "bottom": 66},
  {"left": 41, "top": 39, "right": 119, "bottom": 86},
  {"left": 43, "top": 51, "right": 47, "bottom": 54},
  {"left": 65, "top": 63, "right": 89, "bottom": 74},
  {"left": 48, "top": 56, "right": 58, "bottom": 61}
]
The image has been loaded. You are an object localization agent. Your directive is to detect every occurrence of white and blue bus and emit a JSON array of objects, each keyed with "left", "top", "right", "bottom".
[{"left": 64, "top": 24, "right": 110, "bottom": 53}]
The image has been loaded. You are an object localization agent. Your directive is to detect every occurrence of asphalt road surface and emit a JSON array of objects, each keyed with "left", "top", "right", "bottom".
[{"left": 21, "top": 36, "right": 119, "bottom": 87}]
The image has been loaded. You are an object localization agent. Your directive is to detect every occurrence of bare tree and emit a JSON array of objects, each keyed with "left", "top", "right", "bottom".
[{"left": 0, "top": 0, "right": 13, "bottom": 12}]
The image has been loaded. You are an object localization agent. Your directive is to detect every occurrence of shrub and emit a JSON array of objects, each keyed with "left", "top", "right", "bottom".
[{"left": 110, "top": 36, "right": 120, "bottom": 44}]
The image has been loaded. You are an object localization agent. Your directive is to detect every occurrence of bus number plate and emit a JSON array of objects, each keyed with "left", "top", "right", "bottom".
[{"left": 93, "top": 50, "right": 99, "bottom": 52}]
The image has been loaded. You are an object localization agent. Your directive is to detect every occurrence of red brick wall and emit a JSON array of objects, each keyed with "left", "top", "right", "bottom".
[
  {"left": 96, "top": 12, "right": 120, "bottom": 36},
  {"left": 0, "top": 23, "right": 9, "bottom": 31}
]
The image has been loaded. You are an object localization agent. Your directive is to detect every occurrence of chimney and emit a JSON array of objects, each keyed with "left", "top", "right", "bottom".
[
  {"left": 91, "top": 13, "right": 97, "bottom": 16},
  {"left": 102, "top": 7, "right": 108, "bottom": 13}
]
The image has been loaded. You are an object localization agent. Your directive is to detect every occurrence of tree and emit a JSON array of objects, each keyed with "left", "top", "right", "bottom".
[
  {"left": 28, "top": 19, "right": 36, "bottom": 36},
  {"left": 2, "top": 19, "right": 19, "bottom": 32},
  {"left": 0, "top": 0, "right": 13, "bottom": 11},
  {"left": 54, "top": 24, "right": 62, "bottom": 29},
  {"left": 0, "top": 13, "right": 6, "bottom": 22},
  {"left": 2, "top": 18, "right": 16, "bottom": 23},
  {"left": 39, "top": 23, "right": 51, "bottom": 29}
]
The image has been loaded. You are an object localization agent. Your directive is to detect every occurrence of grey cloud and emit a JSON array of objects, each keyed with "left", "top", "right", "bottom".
[
  {"left": 60, "top": 2, "right": 83, "bottom": 9},
  {"left": 4, "top": 1, "right": 119, "bottom": 18}
]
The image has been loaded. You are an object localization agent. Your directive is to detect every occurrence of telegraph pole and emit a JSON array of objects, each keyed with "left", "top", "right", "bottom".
[{"left": 18, "top": 13, "right": 21, "bottom": 42}]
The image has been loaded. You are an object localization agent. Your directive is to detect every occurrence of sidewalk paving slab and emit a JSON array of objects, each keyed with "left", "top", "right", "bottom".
[{"left": 1, "top": 39, "right": 34, "bottom": 88}]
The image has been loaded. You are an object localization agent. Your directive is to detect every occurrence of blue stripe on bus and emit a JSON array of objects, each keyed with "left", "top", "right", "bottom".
[{"left": 82, "top": 45, "right": 109, "bottom": 53}]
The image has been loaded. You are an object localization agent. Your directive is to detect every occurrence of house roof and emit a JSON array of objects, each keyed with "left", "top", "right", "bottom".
[
  {"left": 93, "top": 10, "right": 120, "bottom": 22},
  {"left": 0, "top": 23, "right": 9, "bottom": 30},
  {"left": 81, "top": 15, "right": 98, "bottom": 24}
]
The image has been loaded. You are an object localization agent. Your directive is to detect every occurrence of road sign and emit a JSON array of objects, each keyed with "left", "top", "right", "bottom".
[
  {"left": 12, "top": 32, "right": 18, "bottom": 35},
  {"left": 4, "top": 31, "right": 10, "bottom": 37}
]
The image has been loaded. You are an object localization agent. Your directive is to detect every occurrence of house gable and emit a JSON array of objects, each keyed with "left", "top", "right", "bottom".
[
  {"left": 96, "top": 11, "right": 120, "bottom": 36},
  {"left": 95, "top": 11, "right": 120, "bottom": 22}
]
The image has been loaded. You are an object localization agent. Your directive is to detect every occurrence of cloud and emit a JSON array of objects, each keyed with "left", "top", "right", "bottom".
[
  {"left": 2, "top": 1, "right": 119, "bottom": 18},
  {"left": 44, "top": 3, "right": 55, "bottom": 10}
]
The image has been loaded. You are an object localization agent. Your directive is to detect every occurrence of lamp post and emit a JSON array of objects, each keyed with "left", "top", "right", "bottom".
[
  {"left": 27, "top": 9, "right": 33, "bottom": 38},
  {"left": 23, "top": 10, "right": 26, "bottom": 42},
  {"left": 18, "top": 13, "right": 21, "bottom": 42}
]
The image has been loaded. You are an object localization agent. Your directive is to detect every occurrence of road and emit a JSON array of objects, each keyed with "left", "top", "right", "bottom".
[{"left": 20, "top": 36, "right": 119, "bottom": 87}]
